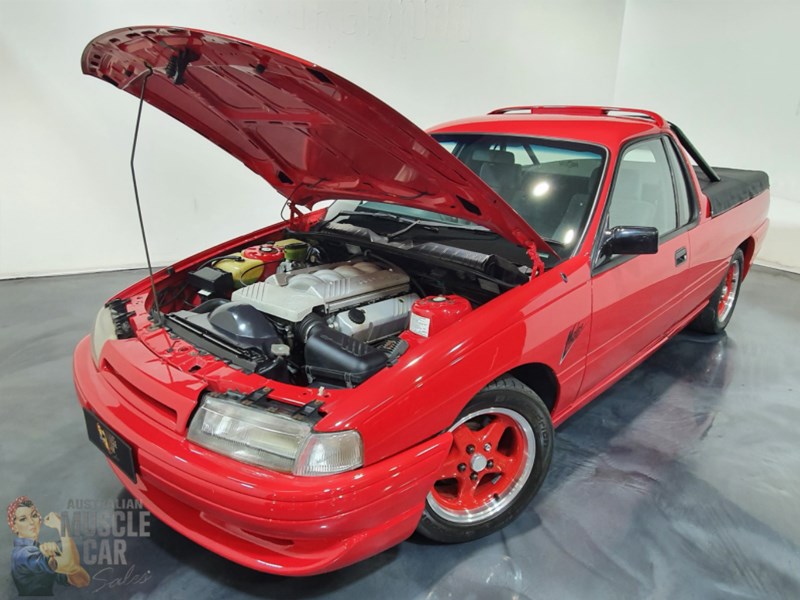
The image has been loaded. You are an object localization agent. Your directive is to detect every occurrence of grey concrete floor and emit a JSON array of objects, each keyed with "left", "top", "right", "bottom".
[{"left": 1, "top": 266, "right": 799, "bottom": 599}]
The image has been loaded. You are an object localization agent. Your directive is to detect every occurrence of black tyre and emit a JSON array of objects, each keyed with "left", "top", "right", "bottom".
[
  {"left": 689, "top": 248, "right": 744, "bottom": 334},
  {"left": 416, "top": 375, "right": 553, "bottom": 543}
]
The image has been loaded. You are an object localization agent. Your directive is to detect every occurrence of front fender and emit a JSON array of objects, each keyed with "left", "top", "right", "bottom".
[{"left": 317, "top": 257, "right": 593, "bottom": 464}]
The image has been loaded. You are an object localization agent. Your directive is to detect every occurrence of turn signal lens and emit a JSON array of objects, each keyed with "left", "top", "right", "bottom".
[{"left": 294, "top": 431, "right": 364, "bottom": 476}]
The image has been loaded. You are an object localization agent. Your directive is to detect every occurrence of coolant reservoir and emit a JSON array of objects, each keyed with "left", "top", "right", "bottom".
[
  {"left": 214, "top": 244, "right": 284, "bottom": 288},
  {"left": 274, "top": 238, "right": 308, "bottom": 262},
  {"left": 409, "top": 295, "right": 472, "bottom": 338}
]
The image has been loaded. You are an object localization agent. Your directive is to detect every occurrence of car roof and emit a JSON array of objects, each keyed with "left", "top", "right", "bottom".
[{"left": 428, "top": 113, "right": 665, "bottom": 150}]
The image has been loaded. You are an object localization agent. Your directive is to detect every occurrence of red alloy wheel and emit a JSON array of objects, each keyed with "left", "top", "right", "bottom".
[
  {"left": 428, "top": 408, "right": 535, "bottom": 524},
  {"left": 717, "top": 260, "right": 741, "bottom": 322}
]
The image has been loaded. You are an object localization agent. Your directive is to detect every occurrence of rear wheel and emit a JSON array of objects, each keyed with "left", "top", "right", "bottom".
[
  {"left": 416, "top": 376, "right": 553, "bottom": 543},
  {"left": 690, "top": 248, "right": 744, "bottom": 334}
]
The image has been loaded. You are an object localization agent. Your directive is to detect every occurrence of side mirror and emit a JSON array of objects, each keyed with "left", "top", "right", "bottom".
[{"left": 601, "top": 226, "right": 659, "bottom": 256}]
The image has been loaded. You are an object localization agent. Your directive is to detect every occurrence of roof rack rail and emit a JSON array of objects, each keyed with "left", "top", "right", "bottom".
[{"left": 488, "top": 105, "right": 666, "bottom": 129}]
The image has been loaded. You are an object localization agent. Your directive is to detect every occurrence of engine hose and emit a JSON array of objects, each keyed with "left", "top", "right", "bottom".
[{"left": 296, "top": 313, "right": 328, "bottom": 343}]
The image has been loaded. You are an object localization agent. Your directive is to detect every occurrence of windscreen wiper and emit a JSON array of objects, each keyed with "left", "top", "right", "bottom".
[
  {"left": 334, "top": 209, "right": 496, "bottom": 234},
  {"left": 386, "top": 219, "right": 433, "bottom": 240},
  {"left": 423, "top": 221, "right": 496, "bottom": 234}
]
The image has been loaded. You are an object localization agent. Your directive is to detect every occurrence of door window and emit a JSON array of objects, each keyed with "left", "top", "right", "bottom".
[{"left": 607, "top": 138, "right": 678, "bottom": 235}]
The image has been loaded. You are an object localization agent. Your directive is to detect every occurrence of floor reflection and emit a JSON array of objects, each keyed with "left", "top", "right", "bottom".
[{"left": 1, "top": 267, "right": 798, "bottom": 599}]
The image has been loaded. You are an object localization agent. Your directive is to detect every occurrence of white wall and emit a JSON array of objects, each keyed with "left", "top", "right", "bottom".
[
  {"left": 614, "top": 0, "right": 800, "bottom": 273},
  {"left": 5, "top": 1, "right": 796, "bottom": 278},
  {"left": 0, "top": 0, "right": 625, "bottom": 278}
]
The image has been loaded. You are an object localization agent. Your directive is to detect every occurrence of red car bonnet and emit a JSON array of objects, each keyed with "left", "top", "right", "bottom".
[{"left": 81, "top": 26, "right": 555, "bottom": 257}]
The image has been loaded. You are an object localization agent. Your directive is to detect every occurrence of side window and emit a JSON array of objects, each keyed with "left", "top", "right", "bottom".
[
  {"left": 664, "top": 139, "right": 693, "bottom": 227},
  {"left": 438, "top": 140, "right": 457, "bottom": 154},
  {"left": 500, "top": 144, "right": 535, "bottom": 166},
  {"left": 607, "top": 138, "right": 677, "bottom": 236}
]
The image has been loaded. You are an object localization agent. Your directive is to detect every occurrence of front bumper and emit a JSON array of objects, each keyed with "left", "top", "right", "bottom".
[{"left": 73, "top": 336, "right": 450, "bottom": 575}]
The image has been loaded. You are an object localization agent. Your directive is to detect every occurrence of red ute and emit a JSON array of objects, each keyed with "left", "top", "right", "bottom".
[{"left": 74, "top": 26, "right": 770, "bottom": 575}]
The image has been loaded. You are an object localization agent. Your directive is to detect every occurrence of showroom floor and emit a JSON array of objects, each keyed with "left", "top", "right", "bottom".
[{"left": 1, "top": 266, "right": 798, "bottom": 599}]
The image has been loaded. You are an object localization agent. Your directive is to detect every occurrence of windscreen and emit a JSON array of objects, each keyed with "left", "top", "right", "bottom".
[{"left": 433, "top": 134, "right": 606, "bottom": 253}]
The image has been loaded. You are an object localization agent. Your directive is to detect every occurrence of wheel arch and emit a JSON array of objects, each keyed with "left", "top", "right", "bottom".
[
  {"left": 739, "top": 237, "right": 755, "bottom": 279},
  {"left": 507, "top": 362, "right": 559, "bottom": 414}
]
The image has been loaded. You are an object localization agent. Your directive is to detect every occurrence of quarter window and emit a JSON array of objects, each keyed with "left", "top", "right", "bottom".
[{"left": 664, "top": 139, "right": 693, "bottom": 227}]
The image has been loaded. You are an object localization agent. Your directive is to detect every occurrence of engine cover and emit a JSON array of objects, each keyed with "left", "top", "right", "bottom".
[
  {"left": 330, "top": 293, "right": 419, "bottom": 343},
  {"left": 231, "top": 260, "right": 410, "bottom": 322}
]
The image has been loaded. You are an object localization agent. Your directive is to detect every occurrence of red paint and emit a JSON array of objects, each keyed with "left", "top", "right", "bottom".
[
  {"left": 241, "top": 244, "right": 283, "bottom": 262},
  {"left": 75, "top": 338, "right": 450, "bottom": 575},
  {"left": 241, "top": 244, "right": 284, "bottom": 280},
  {"left": 409, "top": 295, "right": 472, "bottom": 338},
  {"left": 74, "top": 26, "right": 771, "bottom": 576}
]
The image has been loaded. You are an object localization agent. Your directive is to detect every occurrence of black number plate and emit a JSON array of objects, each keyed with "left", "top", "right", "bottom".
[{"left": 84, "top": 409, "right": 137, "bottom": 482}]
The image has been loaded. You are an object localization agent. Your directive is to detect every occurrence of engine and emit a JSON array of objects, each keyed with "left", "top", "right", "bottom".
[
  {"left": 165, "top": 258, "right": 418, "bottom": 388},
  {"left": 232, "top": 260, "right": 413, "bottom": 327}
]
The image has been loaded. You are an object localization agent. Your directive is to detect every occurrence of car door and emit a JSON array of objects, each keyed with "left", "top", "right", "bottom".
[{"left": 580, "top": 136, "right": 695, "bottom": 398}]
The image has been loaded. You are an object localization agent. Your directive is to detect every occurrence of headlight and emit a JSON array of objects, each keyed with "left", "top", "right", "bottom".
[
  {"left": 90, "top": 306, "right": 117, "bottom": 367},
  {"left": 187, "top": 394, "right": 363, "bottom": 476}
]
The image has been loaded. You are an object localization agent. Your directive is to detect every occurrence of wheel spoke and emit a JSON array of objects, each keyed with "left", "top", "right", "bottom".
[
  {"left": 717, "top": 261, "right": 740, "bottom": 321},
  {"left": 452, "top": 424, "right": 480, "bottom": 453},
  {"left": 488, "top": 454, "right": 509, "bottom": 475},
  {"left": 458, "top": 474, "right": 481, "bottom": 503},
  {"left": 479, "top": 417, "right": 510, "bottom": 451}
]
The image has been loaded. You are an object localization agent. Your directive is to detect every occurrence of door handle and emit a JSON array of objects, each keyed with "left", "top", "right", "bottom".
[{"left": 675, "top": 247, "right": 687, "bottom": 266}]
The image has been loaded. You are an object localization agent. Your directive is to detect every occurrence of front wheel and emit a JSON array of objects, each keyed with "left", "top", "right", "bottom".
[
  {"left": 416, "top": 376, "right": 553, "bottom": 543},
  {"left": 690, "top": 248, "right": 744, "bottom": 334}
]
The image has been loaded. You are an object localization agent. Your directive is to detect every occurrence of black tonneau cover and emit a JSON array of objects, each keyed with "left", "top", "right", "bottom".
[{"left": 693, "top": 166, "right": 769, "bottom": 216}]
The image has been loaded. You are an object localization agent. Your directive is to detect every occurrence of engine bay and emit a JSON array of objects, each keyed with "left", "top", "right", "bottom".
[{"left": 154, "top": 223, "right": 529, "bottom": 389}]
